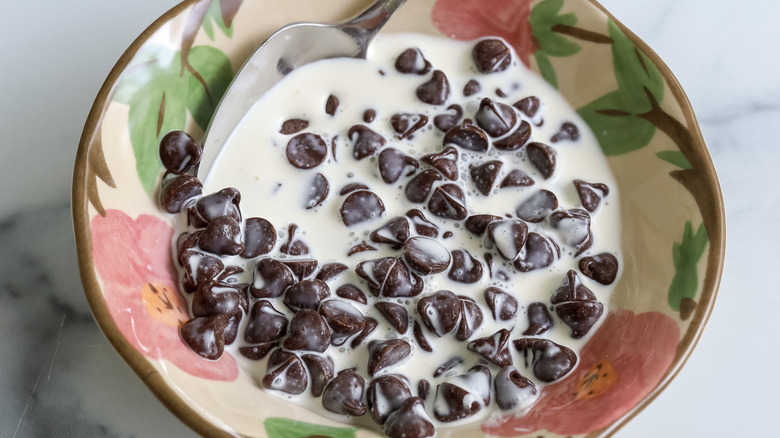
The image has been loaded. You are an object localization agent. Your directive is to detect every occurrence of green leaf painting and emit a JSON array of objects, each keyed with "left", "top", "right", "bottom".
[
  {"left": 668, "top": 221, "right": 708, "bottom": 311},
  {"left": 202, "top": 0, "right": 235, "bottom": 40},
  {"left": 264, "top": 417, "right": 357, "bottom": 438},
  {"left": 530, "top": 0, "right": 581, "bottom": 88},
  {"left": 656, "top": 150, "right": 692, "bottom": 169}
]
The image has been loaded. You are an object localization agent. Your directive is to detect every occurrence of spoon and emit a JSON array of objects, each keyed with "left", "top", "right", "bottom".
[{"left": 196, "top": 0, "right": 407, "bottom": 181}]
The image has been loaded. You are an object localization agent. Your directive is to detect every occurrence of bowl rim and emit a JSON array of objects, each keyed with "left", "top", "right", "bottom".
[{"left": 72, "top": 1, "right": 726, "bottom": 437}]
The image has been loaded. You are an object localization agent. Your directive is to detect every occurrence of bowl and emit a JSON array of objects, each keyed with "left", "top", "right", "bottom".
[{"left": 73, "top": 0, "right": 725, "bottom": 436}]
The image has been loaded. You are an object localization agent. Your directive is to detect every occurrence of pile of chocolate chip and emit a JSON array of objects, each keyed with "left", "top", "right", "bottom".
[{"left": 156, "top": 38, "right": 621, "bottom": 438}]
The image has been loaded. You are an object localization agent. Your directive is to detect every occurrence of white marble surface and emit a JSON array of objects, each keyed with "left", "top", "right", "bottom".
[{"left": 1, "top": 0, "right": 777, "bottom": 436}]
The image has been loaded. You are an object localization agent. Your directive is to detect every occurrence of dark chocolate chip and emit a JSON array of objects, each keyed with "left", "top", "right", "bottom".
[
  {"left": 448, "top": 249, "right": 483, "bottom": 283},
  {"left": 442, "top": 119, "right": 488, "bottom": 152},
  {"left": 514, "top": 232, "right": 560, "bottom": 272},
  {"left": 428, "top": 183, "right": 467, "bottom": 220},
  {"left": 160, "top": 175, "right": 202, "bottom": 214},
  {"left": 526, "top": 142, "right": 556, "bottom": 179},
  {"left": 370, "top": 217, "right": 411, "bottom": 249},
  {"left": 494, "top": 366, "right": 537, "bottom": 410},
  {"left": 244, "top": 300, "right": 287, "bottom": 344},
  {"left": 472, "top": 38, "right": 512, "bottom": 73},
  {"left": 189, "top": 187, "right": 241, "bottom": 227},
  {"left": 405, "top": 169, "right": 443, "bottom": 203},
  {"left": 470, "top": 160, "right": 503, "bottom": 196},
  {"left": 551, "top": 121, "right": 580, "bottom": 142},
  {"left": 159, "top": 130, "right": 202, "bottom": 174},
  {"left": 516, "top": 189, "right": 558, "bottom": 223},
  {"left": 403, "top": 236, "right": 450, "bottom": 275},
  {"left": 320, "top": 299, "right": 366, "bottom": 346},
  {"left": 523, "top": 302, "right": 553, "bottom": 336},
  {"left": 418, "top": 379, "right": 430, "bottom": 400},
  {"left": 463, "top": 79, "right": 481, "bottom": 96},
  {"left": 355, "top": 257, "right": 424, "bottom": 298},
  {"left": 391, "top": 113, "right": 429, "bottom": 140},
  {"left": 496, "top": 88, "right": 508, "bottom": 97},
  {"left": 513, "top": 338, "right": 577, "bottom": 383},
  {"left": 484, "top": 287, "right": 518, "bottom": 321},
  {"left": 198, "top": 216, "right": 245, "bottom": 256},
  {"left": 283, "top": 279, "right": 330, "bottom": 312},
  {"left": 241, "top": 217, "right": 276, "bottom": 258},
  {"left": 363, "top": 109, "right": 377, "bottom": 123},
  {"left": 378, "top": 148, "right": 419, "bottom": 184},
  {"left": 348, "top": 241, "right": 377, "bottom": 256},
  {"left": 238, "top": 343, "right": 276, "bottom": 361},
  {"left": 433, "top": 104, "right": 463, "bottom": 132},
  {"left": 464, "top": 214, "right": 502, "bottom": 235},
  {"left": 456, "top": 296, "right": 484, "bottom": 341},
  {"left": 191, "top": 281, "right": 248, "bottom": 318},
  {"left": 317, "top": 262, "right": 349, "bottom": 282},
  {"left": 467, "top": 328, "right": 513, "bottom": 366},
  {"left": 486, "top": 219, "right": 529, "bottom": 260},
  {"left": 367, "top": 375, "right": 412, "bottom": 425},
  {"left": 325, "top": 94, "right": 339, "bottom": 115},
  {"left": 421, "top": 146, "right": 459, "bottom": 181},
  {"left": 417, "top": 290, "right": 461, "bottom": 337},
  {"left": 302, "top": 354, "right": 335, "bottom": 397},
  {"left": 280, "top": 223, "right": 309, "bottom": 256},
  {"left": 322, "top": 369, "right": 367, "bottom": 416},
  {"left": 432, "top": 365, "right": 491, "bottom": 422},
  {"left": 574, "top": 179, "right": 610, "bottom": 212},
  {"left": 579, "top": 252, "right": 619, "bottom": 285},
  {"left": 395, "top": 48, "right": 432, "bottom": 75},
  {"left": 500, "top": 169, "right": 535, "bottom": 188},
  {"left": 283, "top": 309, "right": 332, "bottom": 352},
  {"left": 250, "top": 258, "right": 294, "bottom": 298},
  {"left": 351, "top": 317, "right": 378, "bottom": 349},
  {"left": 286, "top": 133, "right": 328, "bottom": 169},
  {"left": 549, "top": 209, "right": 593, "bottom": 256},
  {"left": 263, "top": 349, "right": 308, "bottom": 394},
  {"left": 335, "top": 283, "right": 368, "bottom": 305},
  {"left": 180, "top": 315, "right": 227, "bottom": 360},
  {"left": 513, "top": 96, "right": 541, "bottom": 118},
  {"left": 281, "top": 259, "right": 319, "bottom": 280},
  {"left": 339, "top": 182, "right": 369, "bottom": 195},
  {"left": 551, "top": 270, "right": 596, "bottom": 303},
  {"left": 340, "top": 190, "right": 385, "bottom": 226},
  {"left": 181, "top": 251, "right": 223, "bottom": 293},
  {"left": 176, "top": 231, "right": 201, "bottom": 265},
  {"left": 552, "top": 271, "right": 603, "bottom": 339},
  {"left": 413, "top": 320, "right": 433, "bottom": 352},
  {"left": 349, "top": 125, "right": 387, "bottom": 160},
  {"left": 433, "top": 357, "right": 463, "bottom": 378},
  {"left": 493, "top": 120, "right": 532, "bottom": 151},
  {"left": 368, "top": 339, "right": 411, "bottom": 376},
  {"left": 406, "top": 209, "right": 439, "bottom": 238},
  {"left": 416, "top": 70, "right": 450, "bottom": 105},
  {"left": 375, "top": 301, "right": 409, "bottom": 334},
  {"left": 280, "top": 118, "right": 309, "bottom": 135},
  {"left": 475, "top": 98, "right": 517, "bottom": 138},
  {"left": 304, "top": 173, "right": 329, "bottom": 209},
  {"left": 384, "top": 397, "right": 435, "bottom": 438}
]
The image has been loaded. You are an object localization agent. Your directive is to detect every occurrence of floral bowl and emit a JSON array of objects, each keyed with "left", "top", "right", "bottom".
[{"left": 72, "top": 0, "right": 725, "bottom": 437}]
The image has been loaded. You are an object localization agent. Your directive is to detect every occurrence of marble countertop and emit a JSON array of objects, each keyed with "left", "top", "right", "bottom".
[{"left": 1, "top": 0, "right": 777, "bottom": 436}]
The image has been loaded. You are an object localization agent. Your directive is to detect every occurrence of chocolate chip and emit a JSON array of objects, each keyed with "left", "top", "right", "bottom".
[
  {"left": 551, "top": 270, "right": 603, "bottom": 338},
  {"left": 375, "top": 302, "right": 409, "bottom": 334},
  {"left": 241, "top": 217, "right": 276, "bottom": 258},
  {"left": 448, "top": 250, "right": 483, "bottom": 283},
  {"left": 500, "top": 169, "right": 535, "bottom": 188},
  {"left": 463, "top": 79, "right": 481, "bottom": 96},
  {"left": 363, "top": 108, "right": 377, "bottom": 123},
  {"left": 395, "top": 48, "right": 432, "bottom": 75},
  {"left": 516, "top": 189, "right": 558, "bottom": 223},
  {"left": 385, "top": 397, "right": 435, "bottom": 438},
  {"left": 475, "top": 98, "right": 517, "bottom": 138},
  {"left": 551, "top": 121, "right": 580, "bottom": 142},
  {"left": 493, "top": 120, "right": 532, "bottom": 151},
  {"left": 263, "top": 349, "right": 308, "bottom": 394},
  {"left": 280, "top": 223, "right": 309, "bottom": 255},
  {"left": 280, "top": 118, "right": 309, "bottom": 135},
  {"left": 368, "top": 339, "right": 411, "bottom": 376},
  {"left": 283, "top": 309, "right": 332, "bottom": 352},
  {"left": 406, "top": 209, "right": 439, "bottom": 238},
  {"left": 549, "top": 209, "right": 593, "bottom": 256},
  {"left": 245, "top": 300, "right": 287, "bottom": 344},
  {"left": 320, "top": 299, "right": 366, "bottom": 346},
  {"left": 317, "top": 262, "right": 349, "bottom": 282},
  {"left": 405, "top": 169, "right": 443, "bottom": 203},
  {"left": 348, "top": 241, "right": 377, "bottom": 256},
  {"left": 370, "top": 217, "right": 411, "bottom": 249},
  {"left": 413, "top": 320, "right": 433, "bottom": 352},
  {"left": 467, "top": 328, "right": 513, "bottom": 366},
  {"left": 355, "top": 257, "right": 424, "bottom": 298},
  {"left": 304, "top": 173, "right": 329, "bottom": 209},
  {"left": 574, "top": 179, "right": 610, "bottom": 212},
  {"left": 526, "top": 142, "right": 556, "bottom": 179},
  {"left": 433, "top": 104, "right": 463, "bottom": 132},
  {"left": 486, "top": 219, "right": 528, "bottom": 260},
  {"left": 513, "top": 96, "right": 541, "bottom": 118},
  {"left": 433, "top": 357, "right": 463, "bottom": 378},
  {"left": 176, "top": 231, "right": 201, "bottom": 265},
  {"left": 472, "top": 38, "right": 512, "bottom": 73},
  {"left": 391, "top": 113, "right": 429, "bottom": 140},
  {"left": 238, "top": 343, "right": 276, "bottom": 360},
  {"left": 349, "top": 125, "right": 387, "bottom": 160},
  {"left": 351, "top": 317, "right": 378, "bottom": 349},
  {"left": 416, "top": 70, "right": 450, "bottom": 105},
  {"left": 579, "top": 252, "right": 619, "bottom": 285},
  {"left": 421, "top": 146, "right": 459, "bottom": 181},
  {"left": 283, "top": 279, "right": 330, "bottom": 312},
  {"left": 198, "top": 216, "right": 245, "bottom": 256},
  {"left": 181, "top": 251, "right": 223, "bottom": 293},
  {"left": 281, "top": 259, "right": 319, "bottom": 280},
  {"left": 513, "top": 338, "right": 577, "bottom": 383},
  {"left": 340, "top": 190, "right": 385, "bottom": 226},
  {"left": 428, "top": 183, "right": 467, "bottom": 220},
  {"left": 250, "top": 258, "right": 294, "bottom": 298},
  {"left": 180, "top": 315, "right": 228, "bottom": 360},
  {"left": 302, "top": 354, "right": 335, "bottom": 397},
  {"left": 335, "top": 283, "right": 368, "bottom": 304},
  {"left": 456, "top": 296, "right": 484, "bottom": 341},
  {"left": 464, "top": 214, "right": 501, "bottom": 235},
  {"left": 484, "top": 287, "right": 518, "bottom": 321},
  {"left": 496, "top": 88, "right": 508, "bottom": 97},
  {"left": 418, "top": 379, "right": 430, "bottom": 400},
  {"left": 325, "top": 94, "right": 339, "bottom": 115},
  {"left": 159, "top": 130, "right": 201, "bottom": 174},
  {"left": 286, "top": 133, "right": 328, "bottom": 169},
  {"left": 160, "top": 175, "right": 202, "bottom": 213},
  {"left": 402, "top": 236, "right": 450, "bottom": 275},
  {"left": 339, "top": 182, "right": 369, "bottom": 195},
  {"left": 470, "top": 160, "right": 503, "bottom": 196},
  {"left": 417, "top": 290, "right": 461, "bottom": 337},
  {"left": 322, "top": 369, "right": 366, "bottom": 416},
  {"left": 514, "top": 232, "right": 560, "bottom": 272},
  {"left": 523, "top": 302, "right": 553, "bottom": 335},
  {"left": 189, "top": 187, "right": 241, "bottom": 227},
  {"left": 433, "top": 365, "right": 491, "bottom": 422},
  {"left": 378, "top": 148, "right": 419, "bottom": 184},
  {"left": 367, "top": 375, "right": 412, "bottom": 425},
  {"left": 494, "top": 366, "right": 537, "bottom": 410},
  {"left": 442, "top": 119, "right": 488, "bottom": 152}
]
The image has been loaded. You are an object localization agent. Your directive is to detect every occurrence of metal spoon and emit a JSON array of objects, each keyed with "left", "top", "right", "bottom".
[{"left": 196, "top": 0, "right": 407, "bottom": 181}]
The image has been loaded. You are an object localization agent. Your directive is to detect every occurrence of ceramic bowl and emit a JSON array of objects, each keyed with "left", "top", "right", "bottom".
[{"left": 73, "top": 0, "right": 725, "bottom": 436}]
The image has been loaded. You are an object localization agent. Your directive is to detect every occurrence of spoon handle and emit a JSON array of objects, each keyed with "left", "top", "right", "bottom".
[{"left": 342, "top": 0, "right": 407, "bottom": 52}]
